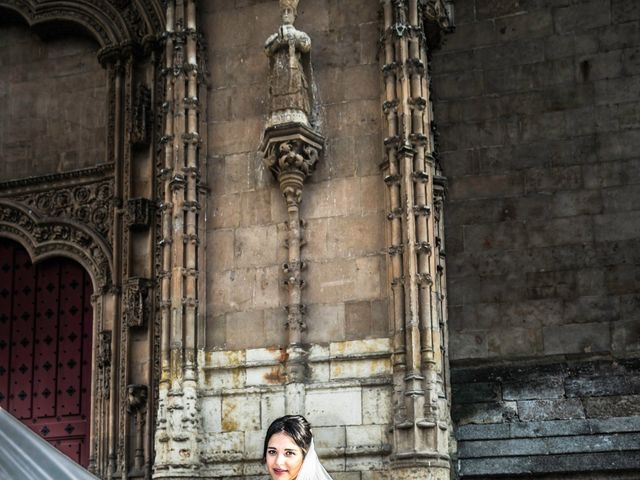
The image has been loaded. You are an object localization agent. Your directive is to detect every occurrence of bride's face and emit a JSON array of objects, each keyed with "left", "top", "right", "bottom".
[{"left": 265, "top": 432, "right": 304, "bottom": 480}]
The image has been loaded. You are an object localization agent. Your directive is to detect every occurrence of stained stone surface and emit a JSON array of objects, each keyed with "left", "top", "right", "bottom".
[
  {"left": 0, "top": 19, "right": 106, "bottom": 180},
  {"left": 433, "top": 0, "right": 640, "bottom": 361}
]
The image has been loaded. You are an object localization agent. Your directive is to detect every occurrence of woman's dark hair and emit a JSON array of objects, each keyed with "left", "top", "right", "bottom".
[{"left": 262, "top": 415, "right": 313, "bottom": 462}]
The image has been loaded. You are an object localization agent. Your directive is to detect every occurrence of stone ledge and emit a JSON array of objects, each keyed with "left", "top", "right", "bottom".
[
  {"left": 456, "top": 416, "right": 640, "bottom": 441},
  {"left": 459, "top": 431, "right": 640, "bottom": 457},
  {"left": 458, "top": 451, "right": 640, "bottom": 477}
]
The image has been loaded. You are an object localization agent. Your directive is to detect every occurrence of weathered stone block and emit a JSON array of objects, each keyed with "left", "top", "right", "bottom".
[
  {"left": 306, "top": 387, "right": 363, "bottom": 426},
  {"left": 584, "top": 395, "right": 640, "bottom": 418},
  {"left": 555, "top": 0, "right": 612, "bottom": 33},
  {"left": 453, "top": 400, "right": 518, "bottom": 425},
  {"left": 543, "top": 322, "right": 611, "bottom": 355},
  {"left": 327, "top": 214, "right": 385, "bottom": 259},
  {"left": 234, "top": 224, "right": 278, "bottom": 268},
  {"left": 306, "top": 303, "right": 346, "bottom": 344},
  {"left": 222, "top": 393, "right": 262, "bottom": 432},
  {"left": 362, "top": 386, "right": 392, "bottom": 425},
  {"left": 200, "top": 395, "right": 222, "bottom": 433},
  {"left": 260, "top": 393, "right": 285, "bottom": 430},
  {"left": 240, "top": 188, "right": 273, "bottom": 227},
  {"left": 517, "top": 398, "right": 585, "bottom": 422}
]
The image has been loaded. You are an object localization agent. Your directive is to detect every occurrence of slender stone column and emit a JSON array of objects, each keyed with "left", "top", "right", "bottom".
[
  {"left": 261, "top": 127, "right": 323, "bottom": 414},
  {"left": 379, "top": 0, "right": 454, "bottom": 477},
  {"left": 262, "top": 0, "right": 324, "bottom": 415},
  {"left": 153, "top": 0, "right": 203, "bottom": 477}
]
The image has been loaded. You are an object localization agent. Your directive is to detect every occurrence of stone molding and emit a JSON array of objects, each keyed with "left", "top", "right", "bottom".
[
  {"left": 0, "top": 198, "right": 113, "bottom": 290},
  {"left": 0, "top": 0, "right": 165, "bottom": 60}
]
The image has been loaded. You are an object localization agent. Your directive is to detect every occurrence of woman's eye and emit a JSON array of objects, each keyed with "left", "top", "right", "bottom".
[{"left": 267, "top": 450, "right": 276, "bottom": 455}]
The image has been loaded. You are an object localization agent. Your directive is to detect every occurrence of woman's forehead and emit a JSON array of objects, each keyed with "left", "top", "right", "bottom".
[{"left": 268, "top": 431, "right": 301, "bottom": 449}]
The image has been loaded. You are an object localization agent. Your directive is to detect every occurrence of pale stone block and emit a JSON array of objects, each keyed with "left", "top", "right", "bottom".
[
  {"left": 308, "top": 343, "right": 331, "bottom": 361},
  {"left": 222, "top": 393, "right": 262, "bottom": 432},
  {"left": 260, "top": 392, "right": 286, "bottom": 430},
  {"left": 306, "top": 303, "right": 346, "bottom": 343},
  {"left": 354, "top": 255, "right": 383, "bottom": 300},
  {"left": 362, "top": 386, "right": 392, "bottom": 425},
  {"left": 200, "top": 395, "right": 222, "bottom": 433},
  {"left": 204, "top": 350, "right": 245, "bottom": 369},
  {"left": 304, "top": 217, "right": 329, "bottom": 261},
  {"left": 320, "top": 456, "right": 346, "bottom": 475},
  {"left": 303, "top": 177, "right": 360, "bottom": 219},
  {"left": 200, "top": 431, "right": 244, "bottom": 463},
  {"left": 346, "top": 454, "right": 385, "bottom": 471},
  {"left": 235, "top": 224, "right": 278, "bottom": 268},
  {"left": 203, "top": 368, "right": 246, "bottom": 390},
  {"left": 330, "top": 338, "right": 392, "bottom": 357},
  {"left": 226, "top": 310, "right": 267, "bottom": 350},
  {"left": 253, "top": 265, "right": 283, "bottom": 309},
  {"left": 246, "top": 365, "right": 286, "bottom": 387},
  {"left": 331, "top": 473, "right": 361, "bottom": 480},
  {"left": 313, "top": 426, "right": 346, "bottom": 450},
  {"left": 224, "top": 152, "right": 253, "bottom": 193},
  {"left": 209, "top": 117, "right": 263, "bottom": 156},
  {"left": 270, "top": 188, "right": 288, "bottom": 223},
  {"left": 246, "top": 347, "right": 283, "bottom": 365},
  {"left": 346, "top": 424, "right": 385, "bottom": 448},
  {"left": 306, "top": 387, "right": 362, "bottom": 426},
  {"left": 331, "top": 357, "right": 392, "bottom": 380},
  {"left": 210, "top": 193, "right": 241, "bottom": 229},
  {"left": 327, "top": 214, "right": 385, "bottom": 258},
  {"left": 240, "top": 188, "right": 273, "bottom": 227},
  {"left": 210, "top": 268, "right": 255, "bottom": 314},
  {"left": 306, "top": 259, "right": 356, "bottom": 304},
  {"left": 245, "top": 429, "right": 265, "bottom": 459},
  {"left": 360, "top": 175, "right": 385, "bottom": 214},
  {"left": 309, "top": 360, "right": 331, "bottom": 383},
  {"left": 208, "top": 229, "right": 235, "bottom": 272}
]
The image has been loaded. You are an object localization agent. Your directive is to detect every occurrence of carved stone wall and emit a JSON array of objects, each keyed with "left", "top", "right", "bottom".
[{"left": 0, "top": 2, "right": 165, "bottom": 480}]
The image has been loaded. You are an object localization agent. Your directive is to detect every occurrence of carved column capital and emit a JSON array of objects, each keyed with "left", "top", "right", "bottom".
[{"left": 261, "top": 123, "right": 324, "bottom": 207}]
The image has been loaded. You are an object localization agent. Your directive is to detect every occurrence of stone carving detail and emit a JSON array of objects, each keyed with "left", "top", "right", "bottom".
[
  {"left": 127, "top": 384, "right": 148, "bottom": 473},
  {"left": 131, "top": 83, "right": 152, "bottom": 147},
  {"left": 265, "top": 0, "right": 315, "bottom": 128},
  {"left": 98, "top": 331, "right": 112, "bottom": 399},
  {"left": 15, "top": 181, "right": 114, "bottom": 243},
  {"left": 379, "top": 0, "right": 453, "bottom": 476},
  {"left": 423, "top": 0, "right": 455, "bottom": 49},
  {"left": 127, "top": 197, "right": 155, "bottom": 230},
  {"left": 0, "top": 200, "right": 112, "bottom": 288},
  {"left": 123, "top": 277, "right": 154, "bottom": 328},
  {"left": 0, "top": 0, "right": 164, "bottom": 60}
]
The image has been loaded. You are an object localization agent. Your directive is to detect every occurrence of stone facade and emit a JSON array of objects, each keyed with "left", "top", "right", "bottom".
[
  {"left": 0, "top": 0, "right": 639, "bottom": 479},
  {"left": 431, "top": 0, "right": 640, "bottom": 477}
]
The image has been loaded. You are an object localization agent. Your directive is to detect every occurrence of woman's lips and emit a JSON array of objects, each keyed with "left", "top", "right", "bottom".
[{"left": 273, "top": 468, "right": 288, "bottom": 475}]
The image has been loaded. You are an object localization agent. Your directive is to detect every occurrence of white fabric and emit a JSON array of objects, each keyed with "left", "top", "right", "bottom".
[{"left": 296, "top": 439, "right": 333, "bottom": 480}]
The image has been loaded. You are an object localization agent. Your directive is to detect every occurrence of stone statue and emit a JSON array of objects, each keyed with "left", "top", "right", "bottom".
[{"left": 265, "top": 0, "right": 314, "bottom": 128}]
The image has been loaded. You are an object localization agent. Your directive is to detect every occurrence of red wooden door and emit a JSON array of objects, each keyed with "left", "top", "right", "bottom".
[{"left": 0, "top": 238, "right": 93, "bottom": 467}]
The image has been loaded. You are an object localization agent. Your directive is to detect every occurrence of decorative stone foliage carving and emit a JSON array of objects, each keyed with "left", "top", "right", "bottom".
[
  {"left": 15, "top": 181, "right": 114, "bottom": 242},
  {"left": 98, "top": 330, "right": 112, "bottom": 399},
  {"left": 132, "top": 84, "right": 152, "bottom": 147},
  {"left": 0, "top": 0, "right": 165, "bottom": 58},
  {"left": 0, "top": 200, "right": 113, "bottom": 289},
  {"left": 124, "top": 277, "right": 154, "bottom": 328},
  {"left": 127, "top": 197, "right": 155, "bottom": 230}
]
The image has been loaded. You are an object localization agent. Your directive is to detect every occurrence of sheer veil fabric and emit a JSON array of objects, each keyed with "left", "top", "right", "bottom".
[{"left": 297, "top": 439, "right": 333, "bottom": 480}]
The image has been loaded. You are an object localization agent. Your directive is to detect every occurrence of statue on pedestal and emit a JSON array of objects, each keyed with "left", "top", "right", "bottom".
[{"left": 265, "top": 0, "right": 314, "bottom": 128}]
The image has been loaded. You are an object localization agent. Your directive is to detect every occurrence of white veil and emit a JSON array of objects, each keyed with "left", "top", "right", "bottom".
[{"left": 297, "top": 439, "right": 333, "bottom": 480}]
